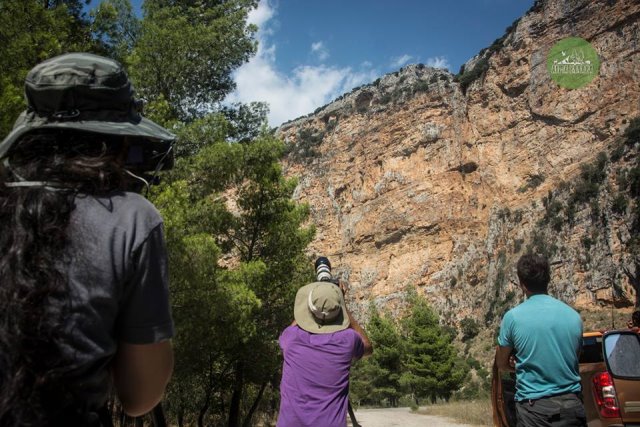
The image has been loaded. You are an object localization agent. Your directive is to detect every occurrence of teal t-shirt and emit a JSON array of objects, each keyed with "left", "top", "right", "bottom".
[{"left": 498, "top": 294, "right": 582, "bottom": 401}]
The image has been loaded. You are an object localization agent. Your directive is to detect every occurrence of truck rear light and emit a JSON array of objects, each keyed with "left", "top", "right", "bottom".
[{"left": 592, "top": 372, "right": 620, "bottom": 418}]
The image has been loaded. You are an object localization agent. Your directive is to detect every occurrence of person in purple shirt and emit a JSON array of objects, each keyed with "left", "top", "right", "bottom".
[{"left": 277, "top": 281, "right": 373, "bottom": 427}]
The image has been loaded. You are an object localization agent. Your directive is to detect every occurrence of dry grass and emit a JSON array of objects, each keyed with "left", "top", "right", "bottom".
[
  {"left": 417, "top": 399, "right": 493, "bottom": 426},
  {"left": 579, "top": 307, "right": 633, "bottom": 332}
]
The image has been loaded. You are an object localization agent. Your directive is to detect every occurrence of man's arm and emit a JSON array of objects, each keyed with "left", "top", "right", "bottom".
[
  {"left": 495, "top": 345, "right": 515, "bottom": 373},
  {"left": 347, "top": 309, "right": 373, "bottom": 357}
]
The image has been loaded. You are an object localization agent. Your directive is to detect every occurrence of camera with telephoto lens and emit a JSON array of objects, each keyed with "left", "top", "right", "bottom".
[{"left": 315, "top": 256, "right": 340, "bottom": 286}]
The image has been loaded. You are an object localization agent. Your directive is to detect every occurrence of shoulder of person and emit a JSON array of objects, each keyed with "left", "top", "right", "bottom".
[{"left": 116, "top": 191, "right": 160, "bottom": 214}]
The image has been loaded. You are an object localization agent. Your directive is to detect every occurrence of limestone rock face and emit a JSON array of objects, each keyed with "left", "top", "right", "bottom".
[{"left": 278, "top": 0, "right": 640, "bottom": 326}]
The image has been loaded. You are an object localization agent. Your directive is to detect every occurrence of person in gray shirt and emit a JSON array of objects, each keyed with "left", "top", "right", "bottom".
[{"left": 0, "top": 53, "right": 175, "bottom": 426}]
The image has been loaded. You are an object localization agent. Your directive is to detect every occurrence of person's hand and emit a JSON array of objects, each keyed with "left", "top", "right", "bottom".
[
  {"left": 509, "top": 355, "right": 516, "bottom": 369},
  {"left": 339, "top": 281, "right": 347, "bottom": 297}
]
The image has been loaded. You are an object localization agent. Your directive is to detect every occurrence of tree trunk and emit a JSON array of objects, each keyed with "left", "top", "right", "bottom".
[
  {"left": 242, "top": 381, "right": 268, "bottom": 427},
  {"left": 228, "top": 361, "right": 245, "bottom": 427},
  {"left": 197, "top": 398, "right": 210, "bottom": 427}
]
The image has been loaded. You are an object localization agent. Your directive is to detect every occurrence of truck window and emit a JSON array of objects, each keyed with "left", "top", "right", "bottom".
[{"left": 580, "top": 336, "right": 603, "bottom": 363}]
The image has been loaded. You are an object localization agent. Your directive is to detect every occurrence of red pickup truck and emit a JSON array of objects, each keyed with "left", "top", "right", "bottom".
[{"left": 492, "top": 330, "right": 640, "bottom": 426}]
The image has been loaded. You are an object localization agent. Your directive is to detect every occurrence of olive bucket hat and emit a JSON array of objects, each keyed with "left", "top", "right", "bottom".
[
  {"left": 294, "top": 282, "right": 350, "bottom": 334},
  {"left": 0, "top": 52, "right": 175, "bottom": 160}
]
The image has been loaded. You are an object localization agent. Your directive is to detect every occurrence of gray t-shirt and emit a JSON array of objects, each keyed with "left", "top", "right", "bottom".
[{"left": 61, "top": 191, "right": 174, "bottom": 407}]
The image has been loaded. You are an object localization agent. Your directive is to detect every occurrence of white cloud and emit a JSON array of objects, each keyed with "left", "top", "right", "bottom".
[
  {"left": 426, "top": 56, "right": 450, "bottom": 70},
  {"left": 311, "top": 41, "right": 329, "bottom": 61},
  {"left": 246, "top": 0, "right": 274, "bottom": 30},
  {"left": 226, "top": 0, "right": 379, "bottom": 127},
  {"left": 391, "top": 54, "right": 413, "bottom": 68}
]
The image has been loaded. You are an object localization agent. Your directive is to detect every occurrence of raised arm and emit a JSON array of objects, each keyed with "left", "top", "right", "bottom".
[{"left": 348, "top": 309, "right": 373, "bottom": 357}]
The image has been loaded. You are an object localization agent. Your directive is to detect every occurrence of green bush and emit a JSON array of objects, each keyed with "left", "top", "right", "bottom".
[
  {"left": 610, "top": 192, "right": 628, "bottom": 215},
  {"left": 611, "top": 142, "right": 626, "bottom": 162},
  {"left": 460, "top": 317, "right": 480, "bottom": 342},
  {"left": 517, "top": 174, "right": 545, "bottom": 193},
  {"left": 628, "top": 164, "right": 640, "bottom": 197},
  {"left": 513, "top": 238, "right": 524, "bottom": 253},
  {"left": 455, "top": 57, "right": 489, "bottom": 93},
  {"left": 412, "top": 80, "right": 430, "bottom": 93},
  {"left": 568, "top": 153, "right": 608, "bottom": 207},
  {"left": 295, "top": 127, "right": 324, "bottom": 158},
  {"left": 623, "top": 117, "right": 640, "bottom": 146},
  {"left": 379, "top": 92, "right": 393, "bottom": 105}
]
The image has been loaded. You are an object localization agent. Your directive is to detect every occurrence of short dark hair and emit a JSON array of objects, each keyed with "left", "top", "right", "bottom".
[
  {"left": 632, "top": 310, "right": 640, "bottom": 328},
  {"left": 517, "top": 253, "right": 550, "bottom": 294}
]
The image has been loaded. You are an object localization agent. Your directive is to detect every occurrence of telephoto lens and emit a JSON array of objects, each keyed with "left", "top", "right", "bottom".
[{"left": 315, "top": 257, "right": 333, "bottom": 282}]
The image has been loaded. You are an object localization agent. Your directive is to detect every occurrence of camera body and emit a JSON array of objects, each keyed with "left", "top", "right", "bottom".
[
  {"left": 315, "top": 256, "right": 340, "bottom": 286},
  {"left": 125, "top": 137, "right": 174, "bottom": 172}
]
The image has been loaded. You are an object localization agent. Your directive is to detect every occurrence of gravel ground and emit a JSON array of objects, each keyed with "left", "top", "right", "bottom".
[{"left": 350, "top": 407, "right": 481, "bottom": 427}]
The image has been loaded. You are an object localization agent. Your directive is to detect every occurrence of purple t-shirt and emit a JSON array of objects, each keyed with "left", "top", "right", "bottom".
[{"left": 277, "top": 325, "right": 364, "bottom": 427}]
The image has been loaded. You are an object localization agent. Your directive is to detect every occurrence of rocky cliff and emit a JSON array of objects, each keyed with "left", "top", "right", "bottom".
[{"left": 278, "top": 0, "right": 640, "bottom": 333}]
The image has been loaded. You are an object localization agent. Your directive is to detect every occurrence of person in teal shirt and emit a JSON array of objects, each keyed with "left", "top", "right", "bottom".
[{"left": 496, "top": 253, "right": 586, "bottom": 427}]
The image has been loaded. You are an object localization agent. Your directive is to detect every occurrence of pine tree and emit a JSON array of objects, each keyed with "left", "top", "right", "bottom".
[
  {"left": 399, "top": 292, "right": 467, "bottom": 404},
  {"left": 352, "top": 304, "right": 403, "bottom": 407},
  {"left": 153, "top": 123, "right": 314, "bottom": 426}
]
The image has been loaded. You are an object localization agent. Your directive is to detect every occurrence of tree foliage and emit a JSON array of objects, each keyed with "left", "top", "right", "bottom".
[
  {"left": 0, "top": 0, "right": 96, "bottom": 138},
  {"left": 152, "top": 123, "right": 314, "bottom": 425},
  {"left": 129, "top": 0, "right": 258, "bottom": 121},
  {"left": 399, "top": 292, "right": 467, "bottom": 404},
  {"left": 351, "top": 304, "right": 403, "bottom": 407},
  {"left": 0, "top": 1, "right": 314, "bottom": 425},
  {"left": 351, "top": 294, "right": 467, "bottom": 408}
]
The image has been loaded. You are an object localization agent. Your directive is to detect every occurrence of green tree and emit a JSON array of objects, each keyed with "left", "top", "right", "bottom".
[
  {"left": 152, "top": 122, "right": 314, "bottom": 425},
  {"left": 399, "top": 292, "right": 467, "bottom": 404},
  {"left": 90, "top": 0, "right": 141, "bottom": 63},
  {"left": 351, "top": 304, "right": 403, "bottom": 407},
  {"left": 0, "top": 0, "right": 96, "bottom": 138},
  {"left": 128, "top": 0, "right": 258, "bottom": 121}
]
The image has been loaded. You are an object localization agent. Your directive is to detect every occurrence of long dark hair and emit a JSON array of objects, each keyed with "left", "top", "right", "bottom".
[{"left": 0, "top": 130, "right": 127, "bottom": 426}]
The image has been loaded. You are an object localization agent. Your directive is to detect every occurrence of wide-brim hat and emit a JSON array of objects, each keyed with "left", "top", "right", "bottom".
[
  {"left": 294, "top": 282, "right": 350, "bottom": 334},
  {"left": 0, "top": 52, "right": 175, "bottom": 160}
]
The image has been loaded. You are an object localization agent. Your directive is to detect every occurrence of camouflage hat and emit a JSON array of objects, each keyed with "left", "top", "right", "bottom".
[{"left": 0, "top": 52, "right": 175, "bottom": 159}]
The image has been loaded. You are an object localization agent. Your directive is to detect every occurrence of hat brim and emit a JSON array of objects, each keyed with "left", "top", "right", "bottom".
[
  {"left": 0, "top": 114, "right": 175, "bottom": 159},
  {"left": 294, "top": 282, "right": 350, "bottom": 334}
]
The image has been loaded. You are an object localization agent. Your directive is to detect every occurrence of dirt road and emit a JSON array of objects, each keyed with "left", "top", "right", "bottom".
[{"left": 350, "top": 407, "right": 481, "bottom": 427}]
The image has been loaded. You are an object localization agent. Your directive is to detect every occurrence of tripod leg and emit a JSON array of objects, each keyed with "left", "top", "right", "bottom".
[{"left": 347, "top": 401, "right": 362, "bottom": 427}]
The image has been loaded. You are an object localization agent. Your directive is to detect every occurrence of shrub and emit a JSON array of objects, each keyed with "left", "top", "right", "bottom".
[
  {"left": 379, "top": 92, "right": 393, "bottom": 105},
  {"left": 513, "top": 238, "right": 524, "bottom": 253},
  {"left": 623, "top": 116, "right": 640, "bottom": 146},
  {"left": 412, "top": 80, "right": 430, "bottom": 93},
  {"left": 295, "top": 127, "right": 324, "bottom": 158},
  {"left": 611, "top": 142, "right": 626, "bottom": 162},
  {"left": 611, "top": 194, "right": 629, "bottom": 215},
  {"left": 628, "top": 164, "right": 640, "bottom": 197},
  {"left": 569, "top": 153, "right": 608, "bottom": 206},
  {"left": 455, "top": 57, "right": 489, "bottom": 93},
  {"left": 460, "top": 317, "right": 480, "bottom": 342},
  {"left": 517, "top": 174, "right": 545, "bottom": 193}
]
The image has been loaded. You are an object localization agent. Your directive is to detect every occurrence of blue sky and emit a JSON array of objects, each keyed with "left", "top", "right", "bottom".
[{"left": 109, "top": 0, "right": 534, "bottom": 126}]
